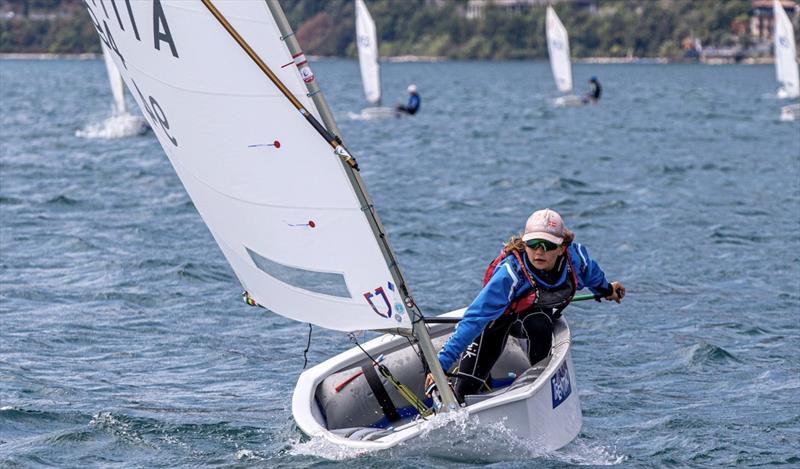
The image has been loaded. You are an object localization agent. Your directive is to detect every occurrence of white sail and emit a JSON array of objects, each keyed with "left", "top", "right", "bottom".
[
  {"left": 83, "top": 0, "right": 411, "bottom": 332},
  {"left": 355, "top": 0, "right": 381, "bottom": 104},
  {"left": 774, "top": 0, "right": 800, "bottom": 99},
  {"left": 546, "top": 6, "right": 573, "bottom": 94},
  {"left": 101, "top": 44, "right": 127, "bottom": 114}
]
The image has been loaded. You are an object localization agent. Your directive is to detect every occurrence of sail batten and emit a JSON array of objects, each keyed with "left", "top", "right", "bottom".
[
  {"left": 546, "top": 6, "right": 573, "bottom": 94},
  {"left": 355, "top": 0, "right": 381, "bottom": 104},
  {"left": 83, "top": 0, "right": 412, "bottom": 332}
]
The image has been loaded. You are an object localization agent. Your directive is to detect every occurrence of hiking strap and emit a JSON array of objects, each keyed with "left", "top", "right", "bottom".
[{"left": 361, "top": 363, "right": 401, "bottom": 422}]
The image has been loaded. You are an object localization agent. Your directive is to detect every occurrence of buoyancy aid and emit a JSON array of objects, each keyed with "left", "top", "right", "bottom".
[{"left": 482, "top": 248, "right": 578, "bottom": 318}]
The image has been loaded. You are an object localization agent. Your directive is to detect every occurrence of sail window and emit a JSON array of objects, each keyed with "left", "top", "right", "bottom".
[{"left": 246, "top": 247, "right": 351, "bottom": 298}]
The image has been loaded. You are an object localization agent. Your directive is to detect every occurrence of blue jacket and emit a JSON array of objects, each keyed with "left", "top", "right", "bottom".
[
  {"left": 437, "top": 242, "right": 610, "bottom": 372},
  {"left": 407, "top": 93, "right": 420, "bottom": 112}
]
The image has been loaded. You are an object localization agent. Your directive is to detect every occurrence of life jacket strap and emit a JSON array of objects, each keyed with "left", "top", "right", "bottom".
[
  {"left": 495, "top": 248, "right": 578, "bottom": 317},
  {"left": 550, "top": 250, "right": 578, "bottom": 318},
  {"left": 507, "top": 249, "right": 539, "bottom": 314}
]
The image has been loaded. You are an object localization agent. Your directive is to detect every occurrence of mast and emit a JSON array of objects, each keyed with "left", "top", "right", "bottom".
[
  {"left": 215, "top": 0, "right": 459, "bottom": 411},
  {"left": 265, "top": 0, "right": 341, "bottom": 136}
]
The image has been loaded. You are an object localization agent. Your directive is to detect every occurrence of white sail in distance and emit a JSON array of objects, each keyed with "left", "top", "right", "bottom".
[
  {"left": 546, "top": 6, "right": 573, "bottom": 94},
  {"left": 774, "top": 0, "right": 800, "bottom": 99},
  {"left": 82, "top": 0, "right": 412, "bottom": 332},
  {"left": 101, "top": 44, "right": 127, "bottom": 114},
  {"left": 355, "top": 0, "right": 381, "bottom": 104}
]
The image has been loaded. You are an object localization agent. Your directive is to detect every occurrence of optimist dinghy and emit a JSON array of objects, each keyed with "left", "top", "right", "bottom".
[
  {"left": 773, "top": 0, "right": 800, "bottom": 100},
  {"left": 293, "top": 308, "right": 582, "bottom": 450},
  {"left": 351, "top": 0, "right": 397, "bottom": 119},
  {"left": 546, "top": 6, "right": 586, "bottom": 107},
  {"left": 773, "top": 0, "right": 799, "bottom": 121},
  {"left": 83, "top": 0, "right": 582, "bottom": 451}
]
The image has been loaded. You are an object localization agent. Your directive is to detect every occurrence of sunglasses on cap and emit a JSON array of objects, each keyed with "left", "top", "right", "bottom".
[{"left": 525, "top": 239, "right": 561, "bottom": 252}]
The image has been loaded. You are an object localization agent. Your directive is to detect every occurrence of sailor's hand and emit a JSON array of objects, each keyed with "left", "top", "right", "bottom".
[
  {"left": 605, "top": 281, "right": 625, "bottom": 303},
  {"left": 424, "top": 373, "right": 434, "bottom": 395}
]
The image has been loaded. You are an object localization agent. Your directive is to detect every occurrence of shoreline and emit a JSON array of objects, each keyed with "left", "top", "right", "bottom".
[
  {"left": 0, "top": 52, "right": 100, "bottom": 60},
  {"left": 0, "top": 52, "right": 777, "bottom": 64}
]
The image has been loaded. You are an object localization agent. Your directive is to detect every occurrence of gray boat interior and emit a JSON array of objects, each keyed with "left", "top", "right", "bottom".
[{"left": 315, "top": 325, "right": 547, "bottom": 438}]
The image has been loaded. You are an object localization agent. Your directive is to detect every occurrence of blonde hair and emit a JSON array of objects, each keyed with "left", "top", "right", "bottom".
[{"left": 503, "top": 228, "right": 574, "bottom": 254}]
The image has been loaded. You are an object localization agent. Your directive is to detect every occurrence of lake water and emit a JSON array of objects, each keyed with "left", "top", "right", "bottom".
[{"left": 1, "top": 58, "right": 798, "bottom": 468}]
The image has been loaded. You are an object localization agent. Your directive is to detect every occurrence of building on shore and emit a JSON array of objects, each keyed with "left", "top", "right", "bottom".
[{"left": 750, "top": 0, "right": 798, "bottom": 42}]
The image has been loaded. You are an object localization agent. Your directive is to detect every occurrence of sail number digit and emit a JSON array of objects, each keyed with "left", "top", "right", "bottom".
[{"left": 131, "top": 78, "right": 178, "bottom": 147}]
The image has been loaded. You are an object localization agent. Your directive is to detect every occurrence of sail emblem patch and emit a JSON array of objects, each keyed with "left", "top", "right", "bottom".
[
  {"left": 364, "top": 282, "right": 405, "bottom": 321},
  {"left": 364, "top": 286, "right": 391, "bottom": 318},
  {"left": 550, "top": 360, "right": 572, "bottom": 409}
]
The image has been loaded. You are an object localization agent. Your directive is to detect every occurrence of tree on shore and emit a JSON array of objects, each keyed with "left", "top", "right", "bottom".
[{"left": 0, "top": 0, "right": 787, "bottom": 59}]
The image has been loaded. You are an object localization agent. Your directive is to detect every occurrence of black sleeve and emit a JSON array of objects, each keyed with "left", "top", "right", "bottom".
[{"left": 594, "top": 283, "right": 613, "bottom": 297}]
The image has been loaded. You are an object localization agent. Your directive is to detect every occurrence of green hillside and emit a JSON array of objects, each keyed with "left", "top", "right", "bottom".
[{"left": 0, "top": 0, "right": 781, "bottom": 59}]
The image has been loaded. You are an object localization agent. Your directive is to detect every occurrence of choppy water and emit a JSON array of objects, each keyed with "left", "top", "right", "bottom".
[{"left": 1, "top": 58, "right": 798, "bottom": 468}]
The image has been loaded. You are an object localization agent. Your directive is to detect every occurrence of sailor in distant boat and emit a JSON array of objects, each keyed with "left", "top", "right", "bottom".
[
  {"left": 426, "top": 209, "right": 625, "bottom": 401},
  {"left": 584, "top": 76, "right": 601, "bottom": 103},
  {"left": 395, "top": 84, "right": 421, "bottom": 115}
]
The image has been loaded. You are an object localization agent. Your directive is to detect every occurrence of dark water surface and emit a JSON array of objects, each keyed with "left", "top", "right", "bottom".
[{"left": 1, "top": 59, "right": 798, "bottom": 468}]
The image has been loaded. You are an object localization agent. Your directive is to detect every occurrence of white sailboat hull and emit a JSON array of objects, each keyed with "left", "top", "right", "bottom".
[
  {"left": 780, "top": 103, "right": 800, "bottom": 121},
  {"left": 348, "top": 106, "right": 399, "bottom": 121},
  {"left": 292, "top": 308, "right": 582, "bottom": 451},
  {"left": 554, "top": 94, "right": 587, "bottom": 107}
]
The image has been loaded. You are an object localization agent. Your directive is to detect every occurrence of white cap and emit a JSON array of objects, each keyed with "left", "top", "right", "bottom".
[
  {"left": 522, "top": 209, "right": 566, "bottom": 244},
  {"left": 407, "top": 84, "right": 417, "bottom": 93}
]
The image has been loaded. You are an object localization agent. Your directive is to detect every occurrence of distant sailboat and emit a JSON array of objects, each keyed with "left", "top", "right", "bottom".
[
  {"left": 774, "top": 0, "right": 799, "bottom": 99},
  {"left": 351, "top": 0, "right": 396, "bottom": 119},
  {"left": 76, "top": 45, "right": 148, "bottom": 139},
  {"left": 546, "top": 6, "right": 584, "bottom": 107},
  {"left": 774, "top": 0, "right": 800, "bottom": 120},
  {"left": 102, "top": 44, "right": 128, "bottom": 115}
]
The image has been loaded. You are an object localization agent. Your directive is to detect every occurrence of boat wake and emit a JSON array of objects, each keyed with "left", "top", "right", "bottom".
[
  {"left": 76, "top": 113, "right": 149, "bottom": 139},
  {"left": 289, "top": 434, "right": 372, "bottom": 460},
  {"left": 290, "top": 409, "right": 625, "bottom": 465},
  {"left": 555, "top": 438, "right": 627, "bottom": 466}
]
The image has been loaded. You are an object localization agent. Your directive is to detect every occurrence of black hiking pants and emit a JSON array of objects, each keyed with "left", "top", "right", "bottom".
[{"left": 451, "top": 309, "right": 553, "bottom": 401}]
